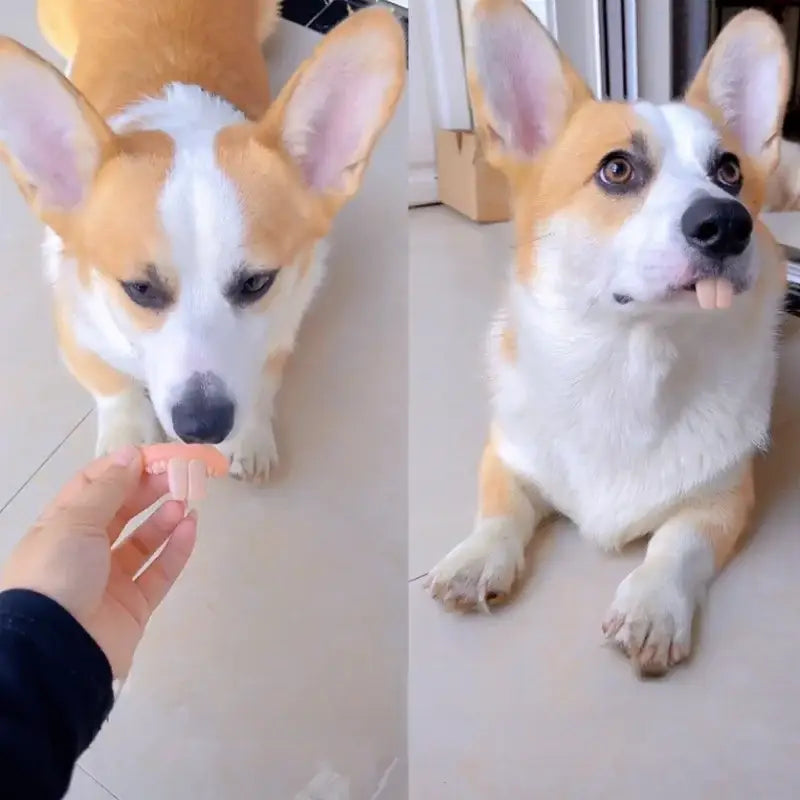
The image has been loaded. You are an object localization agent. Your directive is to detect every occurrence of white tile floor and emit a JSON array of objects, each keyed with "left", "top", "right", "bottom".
[
  {"left": 0, "top": 8, "right": 407, "bottom": 800},
  {"left": 409, "top": 205, "right": 800, "bottom": 799}
]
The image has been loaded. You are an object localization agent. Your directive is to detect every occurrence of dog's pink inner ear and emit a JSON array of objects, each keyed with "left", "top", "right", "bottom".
[
  {"left": 0, "top": 62, "right": 99, "bottom": 210},
  {"left": 472, "top": 10, "right": 568, "bottom": 158},
  {"left": 688, "top": 13, "right": 789, "bottom": 166},
  {"left": 14, "top": 119, "right": 86, "bottom": 208},
  {"left": 281, "top": 38, "right": 397, "bottom": 195},
  {"left": 708, "top": 42, "right": 784, "bottom": 156}
]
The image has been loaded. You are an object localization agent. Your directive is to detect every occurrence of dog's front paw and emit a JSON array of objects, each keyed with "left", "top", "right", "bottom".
[
  {"left": 425, "top": 521, "right": 525, "bottom": 612},
  {"left": 602, "top": 564, "right": 695, "bottom": 677},
  {"left": 221, "top": 423, "right": 278, "bottom": 483},
  {"left": 95, "top": 394, "right": 163, "bottom": 456}
]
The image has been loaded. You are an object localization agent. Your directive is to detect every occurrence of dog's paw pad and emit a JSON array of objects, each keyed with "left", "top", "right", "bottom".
[
  {"left": 426, "top": 534, "right": 524, "bottom": 612},
  {"left": 603, "top": 565, "right": 695, "bottom": 677},
  {"left": 222, "top": 426, "right": 278, "bottom": 484}
]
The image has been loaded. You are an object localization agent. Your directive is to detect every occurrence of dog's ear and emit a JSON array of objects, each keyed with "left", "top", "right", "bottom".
[
  {"left": 257, "top": 7, "right": 405, "bottom": 214},
  {"left": 467, "top": 0, "right": 593, "bottom": 173},
  {"left": 765, "top": 139, "right": 800, "bottom": 210},
  {"left": 0, "top": 38, "right": 116, "bottom": 220},
  {"left": 686, "top": 10, "right": 789, "bottom": 175}
]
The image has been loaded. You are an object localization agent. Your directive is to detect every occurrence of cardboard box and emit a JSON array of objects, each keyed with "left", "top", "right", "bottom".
[{"left": 436, "top": 129, "right": 511, "bottom": 223}]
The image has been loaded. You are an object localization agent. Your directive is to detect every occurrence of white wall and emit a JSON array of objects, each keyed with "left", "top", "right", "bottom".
[
  {"left": 409, "top": 14, "right": 437, "bottom": 205},
  {"left": 550, "top": 0, "right": 603, "bottom": 97},
  {"left": 409, "top": 0, "right": 472, "bottom": 207},
  {"left": 636, "top": 0, "right": 671, "bottom": 103}
]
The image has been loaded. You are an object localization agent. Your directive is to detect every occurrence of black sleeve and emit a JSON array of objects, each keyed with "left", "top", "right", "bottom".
[{"left": 0, "top": 589, "right": 114, "bottom": 800}]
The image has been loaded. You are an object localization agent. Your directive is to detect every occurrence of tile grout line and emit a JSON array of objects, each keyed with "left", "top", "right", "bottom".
[
  {"left": 77, "top": 765, "right": 122, "bottom": 800},
  {"left": 0, "top": 409, "right": 92, "bottom": 517},
  {"left": 369, "top": 756, "right": 399, "bottom": 800}
]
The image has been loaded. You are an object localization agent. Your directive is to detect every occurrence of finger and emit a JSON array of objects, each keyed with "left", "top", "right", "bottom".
[
  {"left": 49, "top": 447, "right": 144, "bottom": 532},
  {"left": 32, "top": 471, "right": 170, "bottom": 547},
  {"left": 135, "top": 513, "right": 197, "bottom": 612},
  {"left": 112, "top": 500, "right": 186, "bottom": 576},
  {"left": 42, "top": 449, "right": 138, "bottom": 517}
]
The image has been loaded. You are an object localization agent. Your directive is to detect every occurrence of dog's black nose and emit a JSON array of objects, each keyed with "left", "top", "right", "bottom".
[
  {"left": 171, "top": 373, "right": 235, "bottom": 444},
  {"left": 681, "top": 195, "right": 752, "bottom": 258}
]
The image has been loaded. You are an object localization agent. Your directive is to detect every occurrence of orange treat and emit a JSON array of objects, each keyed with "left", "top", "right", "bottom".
[
  {"left": 141, "top": 443, "right": 229, "bottom": 477},
  {"left": 141, "top": 443, "right": 229, "bottom": 502}
]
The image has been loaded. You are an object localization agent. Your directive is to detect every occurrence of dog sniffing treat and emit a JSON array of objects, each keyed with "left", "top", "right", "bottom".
[
  {"left": 0, "top": 5, "right": 406, "bottom": 477},
  {"left": 142, "top": 444, "right": 229, "bottom": 502}
]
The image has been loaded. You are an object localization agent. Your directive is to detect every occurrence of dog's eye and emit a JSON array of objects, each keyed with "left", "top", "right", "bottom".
[
  {"left": 598, "top": 154, "right": 634, "bottom": 186},
  {"left": 120, "top": 279, "right": 172, "bottom": 311},
  {"left": 229, "top": 269, "right": 279, "bottom": 306},
  {"left": 242, "top": 273, "right": 275, "bottom": 295},
  {"left": 714, "top": 153, "right": 742, "bottom": 192}
]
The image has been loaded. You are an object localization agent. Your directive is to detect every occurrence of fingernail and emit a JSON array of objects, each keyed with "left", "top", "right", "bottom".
[{"left": 113, "top": 446, "right": 139, "bottom": 466}]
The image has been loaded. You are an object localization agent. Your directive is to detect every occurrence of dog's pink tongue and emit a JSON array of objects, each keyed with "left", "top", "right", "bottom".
[{"left": 695, "top": 278, "right": 733, "bottom": 310}]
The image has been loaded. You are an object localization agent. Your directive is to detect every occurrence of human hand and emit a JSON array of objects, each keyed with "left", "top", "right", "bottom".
[{"left": 0, "top": 446, "right": 197, "bottom": 678}]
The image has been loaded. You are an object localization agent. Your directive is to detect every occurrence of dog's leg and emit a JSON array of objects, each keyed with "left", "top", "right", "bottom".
[
  {"left": 603, "top": 461, "right": 754, "bottom": 677},
  {"left": 220, "top": 350, "right": 286, "bottom": 483},
  {"left": 94, "top": 387, "right": 163, "bottom": 457},
  {"left": 426, "top": 434, "right": 551, "bottom": 611}
]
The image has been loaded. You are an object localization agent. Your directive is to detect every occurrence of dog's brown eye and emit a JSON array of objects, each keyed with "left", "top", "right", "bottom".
[
  {"left": 120, "top": 279, "right": 172, "bottom": 311},
  {"left": 242, "top": 273, "right": 274, "bottom": 295},
  {"left": 128, "top": 281, "right": 150, "bottom": 297},
  {"left": 599, "top": 155, "right": 634, "bottom": 185},
  {"left": 227, "top": 268, "right": 279, "bottom": 307},
  {"left": 715, "top": 154, "right": 742, "bottom": 189}
]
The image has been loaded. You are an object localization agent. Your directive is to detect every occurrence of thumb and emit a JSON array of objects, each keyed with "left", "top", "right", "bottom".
[{"left": 58, "top": 447, "right": 144, "bottom": 533}]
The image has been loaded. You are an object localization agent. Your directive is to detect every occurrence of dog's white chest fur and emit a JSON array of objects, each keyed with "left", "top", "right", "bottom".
[{"left": 491, "top": 272, "right": 780, "bottom": 549}]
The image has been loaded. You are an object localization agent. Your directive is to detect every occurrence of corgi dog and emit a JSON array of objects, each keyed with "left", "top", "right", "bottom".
[
  {"left": 426, "top": 0, "right": 789, "bottom": 677},
  {"left": 0, "top": 0, "right": 405, "bottom": 480}
]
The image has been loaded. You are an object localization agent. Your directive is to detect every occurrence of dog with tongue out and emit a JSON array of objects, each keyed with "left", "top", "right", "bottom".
[
  {"left": 681, "top": 193, "right": 754, "bottom": 309},
  {"left": 426, "top": 0, "right": 789, "bottom": 677}
]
